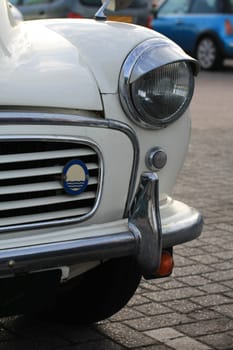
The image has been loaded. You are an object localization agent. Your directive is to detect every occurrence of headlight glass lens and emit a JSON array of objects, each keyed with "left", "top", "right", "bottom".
[{"left": 130, "top": 62, "right": 194, "bottom": 128}]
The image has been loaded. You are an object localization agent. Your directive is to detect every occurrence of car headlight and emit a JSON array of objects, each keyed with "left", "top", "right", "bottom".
[{"left": 119, "top": 38, "right": 199, "bottom": 129}]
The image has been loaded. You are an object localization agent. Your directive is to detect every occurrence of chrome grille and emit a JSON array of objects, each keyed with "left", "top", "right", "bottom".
[{"left": 0, "top": 139, "right": 101, "bottom": 229}]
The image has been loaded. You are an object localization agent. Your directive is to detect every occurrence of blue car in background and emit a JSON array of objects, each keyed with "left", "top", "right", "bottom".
[{"left": 152, "top": 0, "right": 233, "bottom": 70}]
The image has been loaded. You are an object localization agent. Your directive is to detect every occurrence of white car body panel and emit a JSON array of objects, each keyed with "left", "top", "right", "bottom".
[
  {"left": 0, "top": 0, "right": 202, "bottom": 319},
  {"left": 0, "top": 8, "right": 191, "bottom": 198},
  {"left": 43, "top": 19, "right": 159, "bottom": 93},
  {"left": 0, "top": 13, "right": 102, "bottom": 109}
]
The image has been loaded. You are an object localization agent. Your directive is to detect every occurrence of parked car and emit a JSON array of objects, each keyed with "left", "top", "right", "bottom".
[
  {"left": 10, "top": 0, "right": 152, "bottom": 26},
  {"left": 151, "top": 0, "right": 233, "bottom": 70},
  {"left": 0, "top": 0, "right": 202, "bottom": 323}
]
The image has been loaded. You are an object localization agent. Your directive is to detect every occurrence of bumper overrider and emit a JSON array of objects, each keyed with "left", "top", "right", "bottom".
[{"left": 0, "top": 173, "right": 203, "bottom": 280}]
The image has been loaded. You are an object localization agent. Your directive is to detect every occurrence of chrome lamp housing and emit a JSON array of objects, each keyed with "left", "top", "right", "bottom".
[{"left": 119, "top": 38, "right": 199, "bottom": 129}]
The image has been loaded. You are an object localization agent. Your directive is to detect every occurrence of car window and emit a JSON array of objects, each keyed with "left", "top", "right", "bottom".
[
  {"left": 9, "top": 0, "right": 21, "bottom": 5},
  {"left": 221, "top": 0, "right": 233, "bottom": 13},
  {"left": 190, "top": 0, "right": 218, "bottom": 13},
  {"left": 158, "top": 0, "right": 191, "bottom": 15}
]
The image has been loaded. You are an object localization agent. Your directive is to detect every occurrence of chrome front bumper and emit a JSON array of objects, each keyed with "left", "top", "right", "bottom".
[{"left": 0, "top": 173, "right": 203, "bottom": 279}]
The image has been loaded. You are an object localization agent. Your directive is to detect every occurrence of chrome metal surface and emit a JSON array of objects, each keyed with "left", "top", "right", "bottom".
[
  {"left": 162, "top": 207, "right": 203, "bottom": 248},
  {"left": 146, "top": 147, "right": 167, "bottom": 171},
  {"left": 95, "top": 0, "right": 133, "bottom": 18},
  {"left": 94, "top": 0, "right": 111, "bottom": 20},
  {"left": 0, "top": 232, "right": 139, "bottom": 276},
  {"left": 119, "top": 38, "right": 199, "bottom": 129},
  {"left": 129, "top": 172, "right": 162, "bottom": 279},
  {"left": 0, "top": 111, "right": 139, "bottom": 232},
  {"left": 120, "top": 38, "right": 199, "bottom": 85}
]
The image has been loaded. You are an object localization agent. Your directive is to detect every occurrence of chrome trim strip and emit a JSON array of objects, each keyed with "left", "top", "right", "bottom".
[
  {"left": 0, "top": 232, "right": 139, "bottom": 276},
  {"left": 0, "top": 111, "right": 139, "bottom": 230},
  {"left": 120, "top": 38, "right": 199, "bottom": 85},
  {"left": 119, "top": 38, "right": 199, "bottom": 129}
]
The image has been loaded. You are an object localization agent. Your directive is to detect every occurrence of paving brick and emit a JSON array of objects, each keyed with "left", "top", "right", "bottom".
[
  {"left": 144, "top": 287, "right": 203, "bottom": 303},
  {"left": 191, "top": 294, "right": 233, "bottom": 307},
  {"left": 124, "top": 313, "right": 192, "bottom": 331},
  {"left": 214, "top": 223, "right": 233, "bottom": 234},
  {"left": 172, "top": 264, "right": 215, "bottom": 277},
  {"left": 198, "top": 283, "right": 231, "bottom": 294},
  {"left": 98, "top": 323, "right": 156, "bottom": 348},
  {"left": 189, "top": 254, "right": 220, "bottom": 265},
  {"left": 154, "top": 279, "right": 186, "bottom": 290},
  {"left": 127, "top": 295, "right": 150, "bottom": 307},
  {"left": 176, "top": 275, "right": 210, "bottom": 287},
  {"left": 214, "top": 252, "right": 233, "bottom": 260},
  {"left": 175, "top": 318, "right": 233, "bottom": 337},
  {"left": 212, "top": 261, "right": 233, "bottom": 271},
  {"left": 166, "top": 336, "right": 211, "bottom": 350},
  {"left": 109, "top": 307, "right": 143, "bottom": 322},
  {"left": 134, "top": 303, "right": 171, "bottom": 316},
  {"left": 135, "top": 345, "right": 173, "bottom": 350},
  {"left": 174, "top": 247, "right": 208, "bottom": 257},
  {"left": 140, "top": 281, "right": 163, "bottom": 292},
  {"left": 198, "top": 333, "right": 233, "bottom": 350},
  {"left": 164, "top": 299, "right": 202, "bottom": 314},
  {"left": 222, "top": 280, "right": 233, "bottom": 288},
  {"left": 206, "top": 270, "right": 233, "bottom": 282},
  {"left": 212, "top": 304, "right": 233, "bottom": 318},
  {"left": 145, "top": 327, "right": 185, "bottom": 342},
  {"left": 201, "top": 245, "right": 228, "bottom": 254},
  {"left": 173, "top": 255, "right": 197, "bottom": 267},
  {"left": 224, "top": 291, "right": 233, "bottom": 299},
  {"left": 188, "top": 309, "right": 223, "bottom": 321}
]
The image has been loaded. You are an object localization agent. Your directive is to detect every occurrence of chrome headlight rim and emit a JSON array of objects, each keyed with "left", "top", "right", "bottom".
[{"left": 119, "top": 38, "right": 199, "bottom": 129}]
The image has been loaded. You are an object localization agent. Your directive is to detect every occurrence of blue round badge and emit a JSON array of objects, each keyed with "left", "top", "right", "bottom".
[{"left": 62, "top": 159, "right": 89, "bottom": 196}]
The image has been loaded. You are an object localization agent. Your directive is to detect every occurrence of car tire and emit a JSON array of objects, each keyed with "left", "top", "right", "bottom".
[
  {"left": 45, "top": 256, "right": 142, "bottom": 324},
  {"left": 196, "top": 36, "right": 223, "bottom": 70}
]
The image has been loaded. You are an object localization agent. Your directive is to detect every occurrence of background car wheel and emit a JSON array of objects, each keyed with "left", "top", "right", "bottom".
[
  {"left": 196, "top": 36, "right": 222, "bottom": 70},
  {"left": 47, "top": 256, "right": 142, "bottom": 324}
]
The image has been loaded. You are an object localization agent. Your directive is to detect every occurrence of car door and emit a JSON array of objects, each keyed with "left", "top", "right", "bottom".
[{"left": 153, "top": 0, "right": 193, "bottom": 50}]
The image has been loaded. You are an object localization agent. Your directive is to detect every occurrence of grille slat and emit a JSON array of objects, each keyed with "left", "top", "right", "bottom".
[
  {"left": 0, "top": 191, "right": 96, "bottom": 211},
  {"left": 0, "top": 177, "right": 98, "bottom": 195},
  {"left": 1, "top": 181, "right": 63, "bottom": 195},
  {"left": 0, "top": 207, "right": 92, "bottom": 227},
  {"left": 0, "top": 148, "right": 96, "bottom": 164},
  {"left": 0, "top": 162, "right": 99, "bottom": 180},
  {"left": 0, "top": 166, "right": 63, "bottom": 180},
  {"left": 0, "top": 140, "right": 101, "bottom": 229}
]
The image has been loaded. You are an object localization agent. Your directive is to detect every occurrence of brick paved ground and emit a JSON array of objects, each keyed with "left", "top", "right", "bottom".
[{"left": 0, "top": 63, "right": 232, "bottom": 349}]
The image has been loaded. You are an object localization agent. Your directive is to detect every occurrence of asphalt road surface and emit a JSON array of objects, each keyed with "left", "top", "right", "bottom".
[{"left": 0, "top": 60, "right": 233, "bottom": 350}]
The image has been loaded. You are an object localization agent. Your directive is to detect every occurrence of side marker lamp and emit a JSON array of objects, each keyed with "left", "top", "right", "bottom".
[{"left": 156, "top": 251, "right": 174, "bottom": 277}]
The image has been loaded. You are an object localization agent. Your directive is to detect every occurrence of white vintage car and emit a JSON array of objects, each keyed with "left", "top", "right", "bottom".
[{"left": 0, "top": 0, "right": 202, "bottom": 323}]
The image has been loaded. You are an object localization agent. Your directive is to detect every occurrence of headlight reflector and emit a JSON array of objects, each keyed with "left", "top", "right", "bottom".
[
  {"left": 119, "top": 39, "right": 198, "bottom": 129},
  {"left": 131, "top": 62, "right": 193, "bottom": 127}
]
